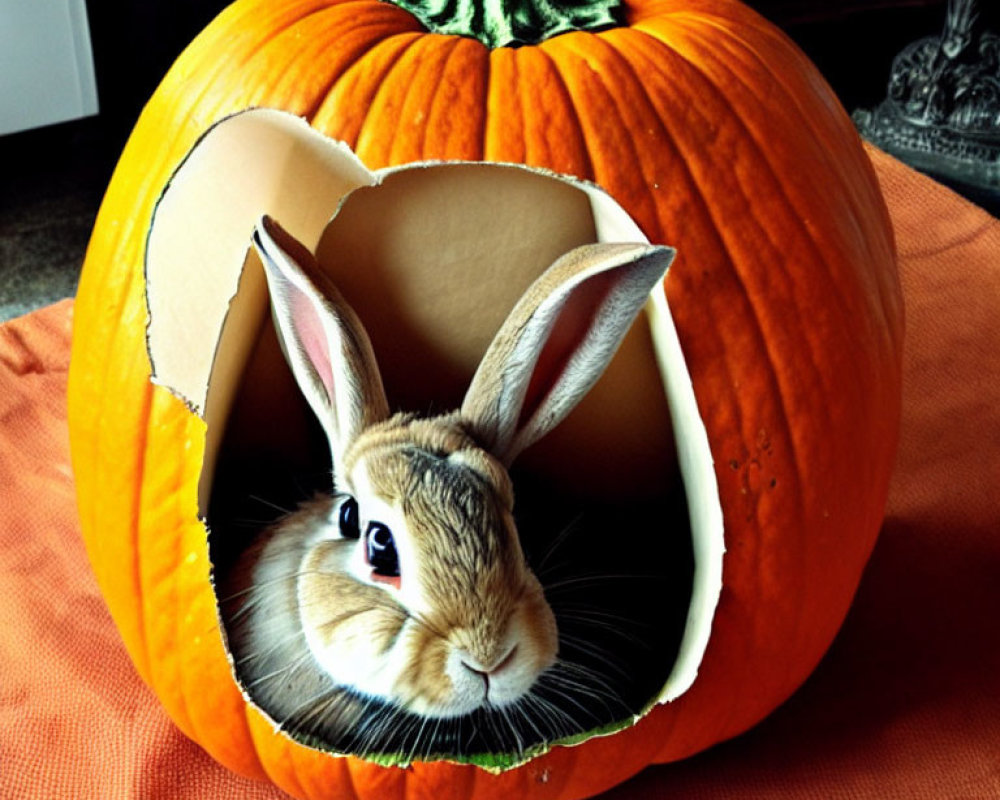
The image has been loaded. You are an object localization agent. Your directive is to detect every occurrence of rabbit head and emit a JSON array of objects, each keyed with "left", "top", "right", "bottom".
[{"left": 252, "top": 215, "right": 672, "bottom": 719}]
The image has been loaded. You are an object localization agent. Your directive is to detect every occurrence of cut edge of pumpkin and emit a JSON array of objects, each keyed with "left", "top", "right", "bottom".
[{"left": 142, "top": 107, "right": 723, "bottom": 768}]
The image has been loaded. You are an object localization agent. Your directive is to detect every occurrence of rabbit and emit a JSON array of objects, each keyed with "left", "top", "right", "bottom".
[{"left": 219, "top": 215, "right": 673, "bottom": 755}]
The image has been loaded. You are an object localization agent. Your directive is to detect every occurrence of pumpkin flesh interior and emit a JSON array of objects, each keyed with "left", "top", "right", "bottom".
[{"left": 145, "top": 109, "right": 720, "bottom": 768}]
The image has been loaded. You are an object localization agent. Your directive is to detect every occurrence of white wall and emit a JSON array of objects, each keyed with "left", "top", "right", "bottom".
[{"left": 0, "top": 0, "right": 99, "bottom": 135}]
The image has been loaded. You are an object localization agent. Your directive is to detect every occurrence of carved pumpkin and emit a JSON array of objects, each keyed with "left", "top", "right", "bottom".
[{"left": 67, "top": 0, "right": 903, "bottom": 798}]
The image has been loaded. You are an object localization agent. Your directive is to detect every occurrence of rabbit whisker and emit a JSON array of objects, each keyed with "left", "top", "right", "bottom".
[
  {"left": 543, "top": 668, "right": 625, "bottom": 720},
  {"left": 407, "top": 713, "right": 433, "bottom": 760},
  {"left": 549, "top": 657, "right": 630, "bottom": 714},
  {"left": 215, "top": 567, "right": 322, "bottom": 606},
  {"left": 542, "top": 572, "right": 661, "bottom": 596},
  {"left": 521, "top": 690, "right": 578, "bottom": 738},
  {"left": 246, "top": 493, "right": 296, "bottom": 515},
  {"left": 553, "top": 609, "right": 654, "bottom": 650},
  {"left": 427, "top": 715, "right": 445, "bottom": 759},
  {"left": 240, "top": 645, "right": 315, "bottom": 689},
  {"left": 507, "top": 704, "right": 530, "bottom": 757},
  {"left": 531, "top": 513, "right": 585, "bottom": 577},
  {"left": 299, "top": 601, "right": 388, "bottom": 631},
  {"left": 234, "top": 628, "right": 308, "bottom": 669},
  {"left": 281, "top": 687, "right": 341, "bottom": 736},
  {"left": 555, "top": 633, "right": 634, "bottom": 680},
  {"left": 507, "top": 696, "right": 547, "bottom": 746},
  {"left": 404, "top": 714, "right": 432, "bottom": 764},
  {"left": 354, "top": 698, "right": 402, "bottom": 756},
  {"left": 538, "top": 677, "right": 605, "bottom": 726}
]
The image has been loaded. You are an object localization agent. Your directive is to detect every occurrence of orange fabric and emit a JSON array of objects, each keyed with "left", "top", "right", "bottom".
[{"left": 1, "top": 147, "right": 997, "bottom": 798}]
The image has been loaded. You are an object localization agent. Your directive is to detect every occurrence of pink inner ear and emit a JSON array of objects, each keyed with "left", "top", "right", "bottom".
[
  {"left": 518, "top": 270, "right": 617, "bottom": 427},
  {"left": 292, "top": 292, "right": 335, "bottom": 399}
]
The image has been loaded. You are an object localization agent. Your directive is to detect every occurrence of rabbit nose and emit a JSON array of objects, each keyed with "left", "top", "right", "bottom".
[{"left": 460, "top": 645, "right": 519, "bottom": 679}]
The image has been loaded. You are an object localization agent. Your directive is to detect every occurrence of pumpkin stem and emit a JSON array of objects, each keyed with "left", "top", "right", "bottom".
[{"left": 390, "top": 0, "right": 623, "bottom": 48}]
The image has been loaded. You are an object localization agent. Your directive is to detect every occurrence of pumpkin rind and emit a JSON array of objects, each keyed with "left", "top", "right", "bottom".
[{"left": 67, "top": 0, "right": 903, "bottom": 798}]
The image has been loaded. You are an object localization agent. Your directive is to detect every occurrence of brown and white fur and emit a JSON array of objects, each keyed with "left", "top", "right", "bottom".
[{"left": 220, "top": 217, "right": 672, "bottom": 748}]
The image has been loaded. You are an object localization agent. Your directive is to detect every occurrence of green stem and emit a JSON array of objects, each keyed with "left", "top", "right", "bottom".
[{"left": 392, "top": 0, "right": 623, "bottom": 49}]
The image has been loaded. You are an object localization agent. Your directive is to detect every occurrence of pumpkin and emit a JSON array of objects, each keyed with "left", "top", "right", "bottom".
[{"left": 66, "top": 0, "right": 903, "bottom": 798}]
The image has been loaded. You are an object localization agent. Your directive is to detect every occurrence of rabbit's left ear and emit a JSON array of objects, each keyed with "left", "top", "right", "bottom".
[
  {"left": 461, "top": 242, "right": 674, "bottom": 466},
  {"left": 253, "top": 216, "right": 389, "bottom": 469}
]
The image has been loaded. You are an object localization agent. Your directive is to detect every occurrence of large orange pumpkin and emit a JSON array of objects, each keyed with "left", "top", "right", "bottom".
[{"left": 67, "top": 0, "right": 903, "bottom": 798}]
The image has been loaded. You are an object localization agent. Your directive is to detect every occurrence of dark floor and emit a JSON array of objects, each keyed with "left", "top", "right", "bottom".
[
  {"left": 0, "top": 1, "right": 990, "bottom": 323},
  {"left": 0, "top": 124, "right": 109, "bottom": 321}
]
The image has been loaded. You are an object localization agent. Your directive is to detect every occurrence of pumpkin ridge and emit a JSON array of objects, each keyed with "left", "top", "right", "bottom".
[
  {"left": 389, "top": 35, "right": 454, "bottom": 164},
  {"left": 247, "top": 709, "right": 312, "bottom": 797},
  {"left": 175, "top": 480, "right": 228, "bottom": 760},
  {"left": 232, "top": 1, "right": 346, "bottom": 72},
  {"left": 559, "top": 94, "right": 758, "bottom": 568},
  {"left": 623, "top": 18, "right": 848, "bottom": 455},
  {"left": 261, "top": 4, "right": 419, "bottom": 122},
  {"left": 392, "top": 34, "right": 488, "bottom": 163},
  {"left": 408, "top": 759, "right": 478, "bottom": 800},
  {"left": 65, "top": 256, "right": 109, "bottom": 556},
  {"left": 599, "top": 27, "right": 719, "bottom": 242},
  {"left": 519, "top": 45, "right": 596, "bottom": 179},
  {"left": 652, "top": 23, "right": 895, "bottom": 535},
  {"left": 544, "top": 34, "right": 662, "bottom": 238},
  {"left": 648, "top": 11, "right": 899, "bottom": 372},
  {"left": 654, "top": 15, "right": 867, "bottom": 335},
  {"left": 125, "top": 377, "right": 156, "bottom": 681},
  {"left": 483, "top": 48, "right": 522, "bottom": 163},
  {"left": 419, "top": 35, "right": 485, "bottom": 160},
  {"left": 539, "top": 39, "right": 756, "bottom": 532},
  {"left": 314, "top": 32, "right": 424, "bottom": 144},
  {"left": 601, "top": 33, "right": 818, "bottom": 556},
  {"left": 596, "top": 23, "right": 733, "bottom": 235},
  {"left": 73, "top": 169, "right": 188, "bottom": 687},
  {"left": 144, "top": 391, "right": 206, "bottom": 739},
  {"left": 164, "top": 2, "right": 312, "bottom": 143},
  {"left": 83, "top": 262, "right": 155, "bottom": 678},
  {"left": 353, "top": 33, "right": 436, "bottom": 163},
  {"left": 293, "top": 744, "right": 338, "bottom": 800},
  {"left": 540, "top": 28, "right": 775, "bottom": 496},
  {"left": 238, "top": 704, "right": 272, "bottom": 782},
  {"left": 353, "top": 756, "right": 407, "bottom": 800},
  {"left": 125, "top": 33, "right": 266, "bottom": 200},
  {"left": 689, "top": 17, "right": 846, "bottom": 161},
  {"left": 606, "top": 13, "right": 839, "bottom": 704}
]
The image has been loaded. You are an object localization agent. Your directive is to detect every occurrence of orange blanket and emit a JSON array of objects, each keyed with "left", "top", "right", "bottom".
[{"left": 2, "top": 146, "right": 998, "bottom": 798}]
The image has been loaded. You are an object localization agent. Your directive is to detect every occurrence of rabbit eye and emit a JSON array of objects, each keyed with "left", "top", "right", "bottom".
[
  {"left": 366, "top": 522, "right": 399, "bottom": 578},
  {"left": 338, "top": 497, "right": 360, "bottom": 539}
]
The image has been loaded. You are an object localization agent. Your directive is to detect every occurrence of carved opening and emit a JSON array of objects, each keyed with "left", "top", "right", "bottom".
[{"left": 145, "top": 109, "right": 721, "bottom": 768}]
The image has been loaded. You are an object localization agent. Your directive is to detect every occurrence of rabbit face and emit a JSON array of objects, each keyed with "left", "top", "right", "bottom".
[{"left": 299, "top": 413, "right": 559, "bottom": 718}]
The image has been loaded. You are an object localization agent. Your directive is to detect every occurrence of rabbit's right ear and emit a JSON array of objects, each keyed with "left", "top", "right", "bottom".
[
  {"left": 253, "top": 216, "right": 389, "bottom": 468},
  {"left": 461, "top": 242, "right": 673, "bottom": 466}
]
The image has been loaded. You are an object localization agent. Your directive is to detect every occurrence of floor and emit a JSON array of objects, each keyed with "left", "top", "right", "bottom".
[
  {"left": 0, "top": 123, "right": 109, "bottom": 322},
  {"left": 0, "top": 2, "right": 991, "bottom": 325}
]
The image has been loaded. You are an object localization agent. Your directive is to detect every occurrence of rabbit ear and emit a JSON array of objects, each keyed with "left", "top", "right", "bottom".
[
  {"left": 461, "top": 242, "right": 674, "bottom": 466},
  {"left": 253, "top": 216, "right": 389, "bottom": 468}
]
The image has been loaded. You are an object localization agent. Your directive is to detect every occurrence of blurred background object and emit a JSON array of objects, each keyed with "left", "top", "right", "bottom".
[
  {"left": 855, "top": 0, "right": 999, "bottom": 210},
  {"left": 1, "top": 0, "right": 230, "bottom": 321},
  {"left": 0, "top": 0, "right": 98, "bottom": 136}
]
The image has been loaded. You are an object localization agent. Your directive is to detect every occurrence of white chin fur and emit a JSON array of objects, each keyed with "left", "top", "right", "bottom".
[
  {"left": 302, "top": 606, "right": 545, "bottom": 719},
  {"left": 403, "top": 647, "right": 544, "bottom": 719}
]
